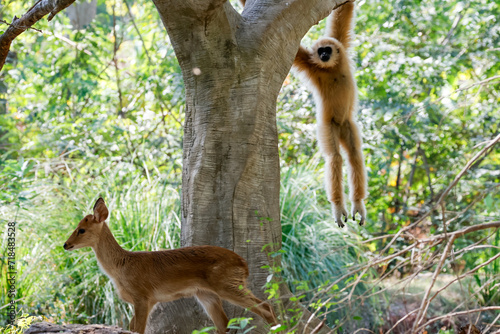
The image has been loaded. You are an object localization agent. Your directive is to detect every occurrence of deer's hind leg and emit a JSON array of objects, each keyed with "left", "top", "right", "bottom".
[
  {"left": 217, "top": 285, "right": 277, "bottom": 325},
  {"left": 196, "top": 290, "right": 229, "bottom": 334}
]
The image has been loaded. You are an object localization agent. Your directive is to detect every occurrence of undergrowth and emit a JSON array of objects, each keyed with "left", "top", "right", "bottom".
[{"left": 0, "top": 156, "right": 380, "bottom": 331}]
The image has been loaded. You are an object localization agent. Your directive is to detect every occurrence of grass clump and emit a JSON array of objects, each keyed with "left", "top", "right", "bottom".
[
  {"left": 0, "top": 158, "right": 180, "bottom": 327},
  {"left": 279, "top": 156, "right": 382, "bottom": 331}
]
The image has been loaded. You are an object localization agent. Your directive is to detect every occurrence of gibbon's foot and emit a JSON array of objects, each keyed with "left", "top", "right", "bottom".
[
  {"left": 332, "top": 203, "right": 348, "bottom": 228},
  {"left": 351, "top": 200, "right": 366, "bottom": 226}
]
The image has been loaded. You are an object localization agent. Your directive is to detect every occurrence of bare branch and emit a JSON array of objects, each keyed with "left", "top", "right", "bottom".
[
  {"left": 440, "top": 2, "right": 470, "bottom": 46},
  {"left": 308, "top": 319, "right": 325, "bottom": 334},
  {"left": 111, "top": 2, "right": 124, "bottom": 118},
  {"left": 0, "top": 0, "right": 77, "bottom": 71},
  {"left": 403, "top": 142, "right": 420, "bottom": 204},
  {"left": 450, "top": 221, "right": 500, "bottom": 238},
  {"left": 417, "top": 307, "right": 500, "bottom": 332},
  {"left": 428, "top": 252, "right": 500, "bottom": 305},
  {"left": 123, "top": 0, "right": 152, "bottom": 64},
  {"left": 412, "top": 235, "right": 457, "bottom": 332},
  {"left": 418, "top": 146, "right": 435, "bottom": 199},
  {"left": 483, "top": 312, "right": 500, "bottom": 334},
  {"left": 385, "top": 309, "right": 420, "bottom": 334},
  {"left": 435, "top": 133, "right": 500, "bottom": 206}
]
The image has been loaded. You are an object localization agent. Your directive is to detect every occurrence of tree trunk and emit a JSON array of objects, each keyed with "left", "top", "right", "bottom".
[{"left": 145, "top": 0, "right": 343, "bottom": 333}]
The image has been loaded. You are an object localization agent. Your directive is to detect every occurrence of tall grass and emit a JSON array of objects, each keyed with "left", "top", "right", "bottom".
[
  {"left": 0, "top": 159, "right": 180, "bottom": 328},
  {"left": 280, "top": 155, "right": 382, "bottom": 331},
  {"left": 1, "top": 156, "right": 382, "bottom": 332}
]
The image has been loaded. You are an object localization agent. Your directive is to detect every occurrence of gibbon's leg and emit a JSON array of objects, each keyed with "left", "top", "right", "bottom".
[
  {"left": 317, "top": 119, "right": 348, "bottom": 227},
  {"left": 325, "top": 1, "right": 355, "bottom": 49},
  {"left": 339, "top": 120, "right": 367, "bottom": 225}
]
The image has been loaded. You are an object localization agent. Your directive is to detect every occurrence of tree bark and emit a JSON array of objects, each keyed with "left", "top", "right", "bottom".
[{"left": 146, "top": 0, "right": 344, "bottom": 333}]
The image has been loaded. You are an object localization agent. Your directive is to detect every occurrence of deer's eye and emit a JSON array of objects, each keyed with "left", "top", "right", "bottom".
[{"left": 78, "top": 229, "right": 86, "bottom": 234}]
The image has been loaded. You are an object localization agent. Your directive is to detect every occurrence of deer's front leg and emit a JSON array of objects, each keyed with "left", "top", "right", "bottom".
[{"left": 130, "top": 300, "right": 152, "bottom": 334}]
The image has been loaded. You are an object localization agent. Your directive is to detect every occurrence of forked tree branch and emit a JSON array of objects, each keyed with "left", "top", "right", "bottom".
[
  {"left": 0, "top": 0, "right": 77, "bottom": 71},
  {"left": 246, "top": 0, "right": 350, "bottom": 54}
]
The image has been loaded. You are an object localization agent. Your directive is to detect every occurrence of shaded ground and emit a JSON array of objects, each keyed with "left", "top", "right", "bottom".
[{"left": 381, "top": 273, "right": 498, "bottom": 333}]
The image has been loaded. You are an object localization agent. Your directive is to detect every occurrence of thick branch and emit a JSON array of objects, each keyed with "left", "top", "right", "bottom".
[
  {"left": 152, "top": 0, "right": 230, "bottom": 27},
  {"left": 245, "top": 0, "right": 349, "bottom": 53},
  {"left": 0, "top": 0, "right": 76, "bottom": 71},
  {"left": 151, "top": 1, "right": 239, "bottom": 73}
]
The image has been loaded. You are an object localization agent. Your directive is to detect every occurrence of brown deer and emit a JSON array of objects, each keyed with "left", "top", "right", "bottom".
[{"left": 63, "top": 198, "right": 277, "bottom": 334}]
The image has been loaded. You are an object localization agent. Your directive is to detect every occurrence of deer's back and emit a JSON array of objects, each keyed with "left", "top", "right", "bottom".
[{"left": 111, "top": 245, "right": 249, "bottom": 301}]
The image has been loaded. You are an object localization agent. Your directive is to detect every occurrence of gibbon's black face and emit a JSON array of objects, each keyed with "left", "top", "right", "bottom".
[
  {"left": 311, "top": 37, "right": 342, "bottom": 68},
  {"left": 318, "top": 46, "right": 332, "bottom": 62}
]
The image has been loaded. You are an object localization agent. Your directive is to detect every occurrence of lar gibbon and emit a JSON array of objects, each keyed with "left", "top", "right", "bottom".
[{"left": 293, "top": 2, "right": 367, "bottom": 227}]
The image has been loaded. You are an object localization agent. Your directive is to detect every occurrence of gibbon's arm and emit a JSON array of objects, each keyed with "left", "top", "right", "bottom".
[
  {"left": 325, "top": 1, "right": 355, "bottom": 49},
  {"left": 293, "top": 45, "right": 313, "bottom": 73}
]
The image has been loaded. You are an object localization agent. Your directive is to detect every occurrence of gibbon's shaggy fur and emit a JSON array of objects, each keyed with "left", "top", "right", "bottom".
[{"left": 293, "top": 2, "right": 367, "bottom": 227}]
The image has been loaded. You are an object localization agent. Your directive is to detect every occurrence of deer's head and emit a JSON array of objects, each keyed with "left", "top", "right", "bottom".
[{"left": 64, "top": 198, "right": 109, "bottom": 251}]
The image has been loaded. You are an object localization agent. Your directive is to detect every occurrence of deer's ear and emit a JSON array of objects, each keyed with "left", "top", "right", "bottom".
[{"left": 93, "top": 198, "right": 109, "bottom": 223}]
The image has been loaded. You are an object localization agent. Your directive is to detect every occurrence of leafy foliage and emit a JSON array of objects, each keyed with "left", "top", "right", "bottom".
[{"left": 1, "top": 0, "right": 499, "bottom": 332}]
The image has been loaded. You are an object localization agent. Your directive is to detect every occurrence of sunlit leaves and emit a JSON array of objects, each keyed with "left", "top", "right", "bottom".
[{"left": 2, "top": 0, "right": 183, "bottom": 180}]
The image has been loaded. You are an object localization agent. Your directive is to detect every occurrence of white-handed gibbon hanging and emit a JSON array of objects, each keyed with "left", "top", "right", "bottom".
[{"left": 293, "top": 1, "right": 367, "bottom": 228}]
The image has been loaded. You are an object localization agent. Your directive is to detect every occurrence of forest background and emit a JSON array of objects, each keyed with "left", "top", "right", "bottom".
[{"left": 0, "top": 0, "right": 499, "bottom": 333}]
